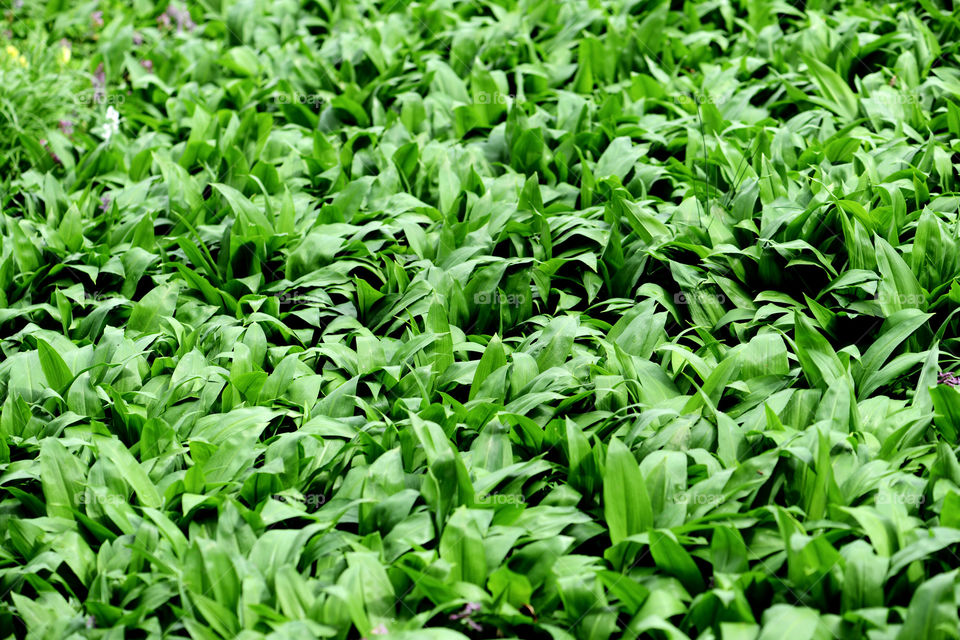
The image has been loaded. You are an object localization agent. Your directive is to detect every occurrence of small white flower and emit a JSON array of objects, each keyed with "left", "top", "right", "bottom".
[{"left": 101, "top": 106, "right": 121, "bottom": 141}]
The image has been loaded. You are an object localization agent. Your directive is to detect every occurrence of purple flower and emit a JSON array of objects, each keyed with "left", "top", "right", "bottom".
[
  {"left": 160, "top": 4, "right": 195, "bottom": 32},
  {"left": 92, "top": 63, "right": 106, "bottom": 103},
  {"left": 40, "top": 139, "right": 61, "bottom": 164},
  {"left": 449, "top": 602, "right": 482, "bottom": 632},
  {"left": 132, "top": 32, "right": 143, "bottom": 45},
  {"left": 58, "top": 119, "right": 74, "bottom": 136},
  {"left": 140, "top": 59, "right": 153, "bottom": 72},
  {"left": 91, "top": 10, "right": 103, "bottom": 28},
  {"left": 360, "top": 624, "right": 388, "bottom": 639},
  {"left": 99, "top": 195, "right": 111, "bottom": 212},
  {"left": 12, "top": 0, "right": 23, "bottom": 10},
  {"left": 939, "top": 372, "right": 960, "bottom": 387}
]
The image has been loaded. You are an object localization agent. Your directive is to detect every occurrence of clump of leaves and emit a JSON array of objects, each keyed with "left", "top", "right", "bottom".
[{"left": 4, "top": 0, "right": 960, "bottom": 639}]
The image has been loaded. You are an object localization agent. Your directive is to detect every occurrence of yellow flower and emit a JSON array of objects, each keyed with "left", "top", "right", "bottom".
[
  {"left": 18, "top": 55, "right": 27, "bottom": 67},
  {"left": 57, "top": 46, "right": 70, "bottom": 65},
  {"left": 5, "top": 45, "right": 18, "bottom": 58}
]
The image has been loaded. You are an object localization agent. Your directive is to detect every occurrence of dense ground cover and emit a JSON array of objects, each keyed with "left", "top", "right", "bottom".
[{"left": 3, "top": 0, "right": 960, "bottom": 638}]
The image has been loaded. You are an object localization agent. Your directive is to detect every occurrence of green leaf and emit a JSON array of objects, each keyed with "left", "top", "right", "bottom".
[
  {"left": 40, "top": 439, "right": 86, "bottom": 519},
  {"left": 36, "top": 338, "right": 73, "bottom": 394},
  {"left": 603, "top": 438, "right": 653, "bottom": 544},
  {"left": 801, "top": 55, "right": 859, "bottom": 120},
  {"left": 93, "top": 435, "right": 163, "bottom": 508}
]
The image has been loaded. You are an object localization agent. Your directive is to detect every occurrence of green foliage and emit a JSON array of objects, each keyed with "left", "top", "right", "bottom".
[{"left": 3, "top": 0, "right": 960, "bottom": 638}]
